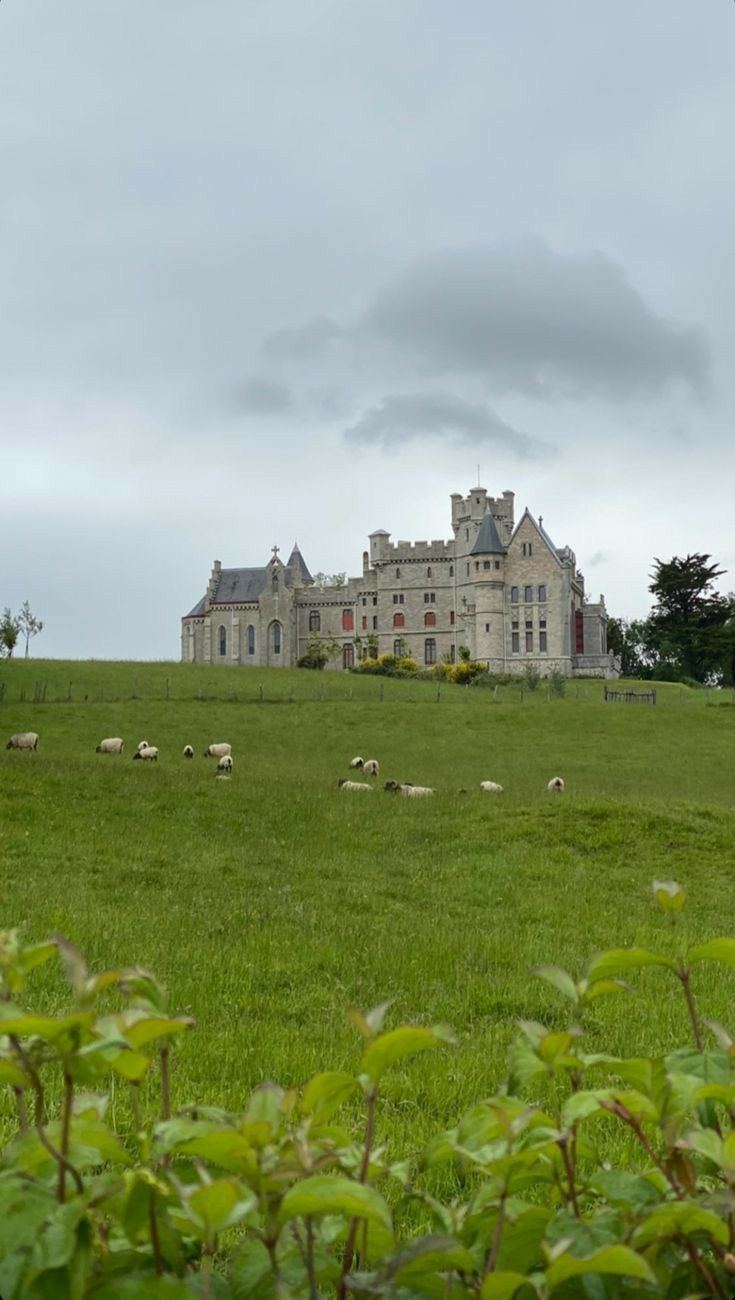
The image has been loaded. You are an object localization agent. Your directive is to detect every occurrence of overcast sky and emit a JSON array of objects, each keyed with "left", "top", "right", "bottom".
[{"left": 2, "top": 0, "right": 734, "bottom": 659}]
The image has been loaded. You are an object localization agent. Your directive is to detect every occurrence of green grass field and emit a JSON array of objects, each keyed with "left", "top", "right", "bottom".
[{"left": 1, "top": 659, "right": 734, "bottom": 1151}]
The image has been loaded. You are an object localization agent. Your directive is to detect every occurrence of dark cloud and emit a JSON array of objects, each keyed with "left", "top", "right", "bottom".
[
  {"left": 233, "top": 377, "right": 294, "bottom": 415},
  {"left": 343, "top": 392, "right": 551, "bottom": 458},
  {"left": 266, "top": 242, "right": 710, "bottom": 403}
]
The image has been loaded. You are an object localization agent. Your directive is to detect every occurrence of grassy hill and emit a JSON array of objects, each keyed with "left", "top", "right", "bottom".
[{"left": 1, "top": 659, "right": 734, "bottom": 1147}]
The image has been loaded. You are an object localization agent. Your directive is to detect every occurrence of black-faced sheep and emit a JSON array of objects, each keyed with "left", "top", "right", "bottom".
[
  {"left": 547, "top": 777, "right": 565, "bottom": 793},
  {"left": 96, "top": 737, "right": 124, "bottom": 754},
  {"left": 384, "top": 781, "right": 434, "bottom": 797},
  {"left": 362, "top": 759, "right": 380, "bottom": 777},
  {"left": 6, "top": 732, "right": 39, "bottom": 751},
  {"left": 182, "top": 745, "right": 194, "bottom": 758},
  {"left": 217, "top": 754, "right": 233, "bottom": 773},
  {"left": 133, "top": 746, "right": 158, "bottom": 762},
  {"left": 480, "top": 781, "right": 503, "bottom": 794},
  {"left": 349, "top": 756, "right": 364, "bottom": 769}
]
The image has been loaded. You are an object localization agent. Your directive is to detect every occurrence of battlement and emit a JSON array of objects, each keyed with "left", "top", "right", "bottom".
[{"left": 383, "top": 538, "right": 454, "bottom": 560}]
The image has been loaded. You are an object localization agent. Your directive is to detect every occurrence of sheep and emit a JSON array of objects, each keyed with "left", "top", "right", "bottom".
[
  {"left": 137, "top": 740, "right": 150, "bottom": 752},
  {"left": 133, "top": 746, "right": 159, "bottom": 761},
  {"left": 480, "top": 781, "right": 503, "bottom": 794},
  {"left": 384, "top": 781, "right": 434, "bottom": 797},
  {"left": 6, "top": 732, "right": 39, "bottom": 751},
  {"left": 182, "top": 745, "right": 194, "bottom": 759},
  {"left": 204, "top": 742, "right": 232, "bottom": 759},
  {"left": 362, "top": 759, "right": 380, "bottom": 777},
  {"left": 338, "top": 778, "right": 373, "bottom": 792},
  {"left": 547, "top": 776, "right": 565, "bottom": 793},
  {"left": 217, "top": 754, "right": 233, "bottom": 773},
  {"left": 96, "top": 737, "right": 124, "bottom": 754},
  {"left": 349, "top": 757, "right": 364, "bottom": 769}
]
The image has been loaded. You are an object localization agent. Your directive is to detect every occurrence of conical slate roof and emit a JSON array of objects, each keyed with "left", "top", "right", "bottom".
[
  {"left": 287, "top": 542, "right": 313, "bottom": 584},
  {"left": 470, "top": 508, "right": 506, "bottom": 555}
]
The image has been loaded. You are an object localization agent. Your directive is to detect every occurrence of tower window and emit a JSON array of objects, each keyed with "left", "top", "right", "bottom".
[
  {"left": 485, "top": 623, "right": 490, "bottom": 632},
  {"left": 450, "top": 610, "right": 455, "bottom": 625},
  {"left": 309, "top": 610, "right": 320, "bottom": 632},
  {"left": 449, "top": 565, "right": 454, "bottom": 577},
  {"left": 538, "top": 585, "right": 546, "bottom": 602},
  {"left": 495, "top": 560, "right": 501, "bottom": 570},
  {"left": 427, "top": 566, "right": 432, "bottom": 577},
  {"left": 395, "top": 567, "right": 401, "bottom": 579},
  {"left": 424, "top": 638, "right": 437, "bottom": 665}
]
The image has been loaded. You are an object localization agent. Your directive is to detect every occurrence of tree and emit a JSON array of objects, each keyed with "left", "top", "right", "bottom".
[
  {"left": 0, "top": 608, "right": 20, "bottom": 659},
  {"left": 606, "top": 616, "right": 656, "bottom": 678},
  {"left": 647, "top": 554, "right": 730, "bottom": 682},
  {"left": 16, "top": 600, "right": 44, "bottom": 658}
]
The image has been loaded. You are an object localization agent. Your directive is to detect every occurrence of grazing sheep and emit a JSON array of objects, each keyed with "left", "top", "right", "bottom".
[
  {"left": 96, "top": 737, "right": 124, "bottom": 754},
  {"left": 215, "top": 773, "right": 232, "bottom": 781},
  {"left": 362, "top": 759, "right": 380, "bottom": 777},
  {"left": 547, "top": 776, "right": 565, "bottom": 793},
  {"left": 338, "top": 778, "right": 372, "bottom": 792},
  {"left": 217, "top": 754, "right": 233, "bottom": 773},
  {"left": 480, "top": 781, "right": 503, "bottom": 794},
  {"left": 133, "top": 746, "right": 159, "bottom": 762},
  {"left": 6, "top": 732, "right": 39, "bottom": 751},
  {"left": 204, "top": 742, "right": 232, "bottom": 759},
  {"left": 182, "top": 745, "right": 194, "bottom": 758},
  {"left": 384, "top": 781, "right": 434, "bottom": 797},
  {"left": 349, "top": 756, "right": 364, "bottom": 769},
  {"left": 137, "top": 740, "right": 150, "bottom": 752}
]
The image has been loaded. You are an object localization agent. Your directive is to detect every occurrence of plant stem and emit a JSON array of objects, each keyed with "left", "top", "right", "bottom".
[
  {"left": 160, "top": 1044, "right": 171, "bottom": 1120},
  {"left": 58, "top": 1068, "right": 74, "bottom": 1202},
  {"left": 13, "top": 1085, "right": 28, "bottom": 1132},
  {"left": 130, "top": 1082, "right": 142, "bottom": 1134},
  {"left": 202, "top": 1247, "right": 212, "bottom": 1300},
  {"left": 684, "top": 1239, "right": 727, "bottom": 1300},
  {"left": 558, "top": 1137, "right": 580, "bottom": 1218},
  {"left": 339, "top": 1086, "right": 377, "bottom": 1299},
  {"left": 10, "top": 1037, "right": 84, "bottom": 1197},
  {"left": 604, "top": 1101, "right": 683, "bottom": 1200},
  {"left": 677, "top": 968, "right": 703, "bottom": 1051},
  {"left": 484, "top": 1189, "right": 508, "bottom": 1275}
]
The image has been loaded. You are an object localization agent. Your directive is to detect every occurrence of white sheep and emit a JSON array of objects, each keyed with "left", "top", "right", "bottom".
[
  {"left": 204, "top": 742, "right": 232, "bottom": 759},
  {"left": 137, "top": 740, "right": 150, "bottom": 752},
  {"left": 362, "top": 759, "right": 380, "bottom": 777},
  {"left": 338, "top": 779, "right": 373, "bottom": 792},
  {"left": 384, "top": 781, "right": 434, "bottom": 797},
  {"left": 480, "top": 781, "right": 503, "bottom": 794},
  {"left": 349, "top": 756, "right": 364, "bottom": 769},
  {"left": 547, "top": 776, "right": 565, "bottom": 793},
  {"left": 217, "top": 754, "right": 233, "bottom": 773},
  {"left": 96, "top": 737, "right": 124, "bottom": 754},
  {"left": 133, "top": 746, "right": 159, "bottom": 762},
  {"left": 6, "top": 732, "right": 39, "bottom": 751},
  {"left": 182, "top": 745, "right": 194, "bottom": 758}
]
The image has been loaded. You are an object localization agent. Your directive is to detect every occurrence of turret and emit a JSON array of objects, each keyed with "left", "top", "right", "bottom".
[
  {"left": 469, "top": 509, "right": 507, "bottom": 669},
  {"left": 369, "top": 529, "right": 391, "bottom": 563}
]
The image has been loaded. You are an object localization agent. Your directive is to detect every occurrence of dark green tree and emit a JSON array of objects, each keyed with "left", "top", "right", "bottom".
[
  {"left": 647, "top": 554, "right": 729, "bottom": 682},
  {"left": 0, "top": 608, "right": 20, "bottom": 659}
]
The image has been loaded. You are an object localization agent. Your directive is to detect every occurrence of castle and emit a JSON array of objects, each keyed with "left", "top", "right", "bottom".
[{"left": 181, "top": 485, "right": 618, "bottom": 677}]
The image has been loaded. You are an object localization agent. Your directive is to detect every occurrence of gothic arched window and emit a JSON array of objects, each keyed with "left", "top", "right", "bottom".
[
  {"left": 247, "top": 625, "right": 255, "bottom": 656},
  {"left": 218, "top": 625, "right": 226, "bottom": 656}
]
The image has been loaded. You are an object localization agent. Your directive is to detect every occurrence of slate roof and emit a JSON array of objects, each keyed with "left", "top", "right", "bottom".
[
  {"left": 287, "top": 543, "right": 313, "bottom": 584},
  {"left": 470, "top": 508, "right": 506, "bottom": 555},
  {"left": 210, "top": 567, "right": 269, "bottom": 603},
  {"left": 184, "top": 595, "right": 207, "bottom": 618}
]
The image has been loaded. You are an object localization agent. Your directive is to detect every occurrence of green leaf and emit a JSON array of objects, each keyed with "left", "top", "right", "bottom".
[
  {"left": 546, "top": 1244, "right": 655, "bottom": 1289},
  {"left": 360, "top": 1025, "right": 452, "bottom": 1082},
  {"left": 17, "top": 940, "right": 58, "bottom": 975},
  {"left": 123, "top": 1014, "right": 194, "bottom": 1048},
  {"left": 278, "top": 1174, "right": 393, "bottom": 1233},
  {"left": 0, "top": 1009, "right": 94, "bottom": 1040},
  {"left": 588, "top": 1170, "right": 662, "bottom": 1214},
  {"left": 0, "top": 1057, "right": 29, "bottom": 1087},
  {"left": 170, "top": 1129, "right": 256, "bottom": 1176},
  {"left": 481, "top": 1272, "right": 533, "bottom": 1300},
  {"left": 652, "top": 879, "right": 687, "bottom": 913},
  {"left": 301, "top": 1071, "right": 359, "bottom": 1121},
  {"left": 585, "top": 948, "right": 674, "bottom": 983},
  {"left": 688, "top": 938, "right": 735, "bottom": 967},
  {"left": 583, "top": 978, "right": 632, "bottom": 1003},
  {"left": 173, "top": 1178, "right": 254, "bottom": 1242},
  {"left": 529, "top": 966, "right": 579, "bottom": 1003},
  {"left": 390, "top": 1234, "right": 475, "bottom": 1282},
  {"left": 634, "top": 1201, "right": 729, "bottom": 1247}
]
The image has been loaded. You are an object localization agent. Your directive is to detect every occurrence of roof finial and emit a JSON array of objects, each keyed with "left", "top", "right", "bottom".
[
  {"left": 271, "top": 544, "right": 280, "bottom": 560},
  {"left": 539, "top": 515, "right": 543, "bottom": 528}
]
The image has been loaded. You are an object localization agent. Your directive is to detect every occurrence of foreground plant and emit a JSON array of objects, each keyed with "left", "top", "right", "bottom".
[{"left": 3, "top": 883, "right": 735, "bottom": 1296}]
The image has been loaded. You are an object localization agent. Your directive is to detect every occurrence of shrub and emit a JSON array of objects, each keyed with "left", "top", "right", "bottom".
[
  {"left": 523, "top": 661, "right": 541, "bottom": 691},
  {"left": 548, "top": 668, "right": 566, "bottom": 697},
  {"left": 4, "top": 883, "right": 735, "bottom": 1295}
]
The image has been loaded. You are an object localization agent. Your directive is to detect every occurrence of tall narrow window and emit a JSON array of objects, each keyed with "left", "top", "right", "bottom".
[
  {"left": 309, "top": 610, "right": 320, "bottom": 632},
  {"left": 272, "top": 622, "right": 281, "bottom": 655},
  {"left": 342, "top": 643, "right": 354, "bottom": 670},
  {"left": 450, "top": 610, "right": 455, "bottom": 625},
  {"left": 361, "top": 616, "right": 367, "bottom": 630},
  {"left": 524, "top": 585, "right": 533, "bottom": 602},
  {"left": 218, "top": 625, "right": 227, "bottom": 656},
  {"left": 539, "top": 631, "right": 548, "bottom": 653},
  {"left": 510, "top": 586, "right": 519, "bottom": 603},
  {"left": 450, "top": 644, "right": 456, "bottom": 663},
  {"left": 393, "top": 612, "right": 405, "bottom": 628},
  {"left": 393, "top": 639, "right": 404, "bottom": 656},
  {"left": 427, "top": 566, "right": 432, "bottom": 577},
  {"left": 575, "top": 609, "right": 584, "bottom": 654},
  {"left": 449, "top": 565, "right": 454, "bottom": 577},
  {"left": 512, "top": 632, "right": 520, "bottom": 653},
  {"left": 424, "top": 638, "right": 437, "bottom": 665},
  {"left": 247, "top": 625, "right": 255, "bottom": 656},
  {"left": 525, "top": 629, "right": 533, "bottom": 652},
  {"left": 538, "top": 585, "right": 546, "bottom": 602},
  {"left": 372, "top": 615, "right": 378, "bottom": 630},
  {"left": 272, "top": 571, "right": 278, "bottom": 591},
  {"left": 342, "top": 609, "right": 354, "bottom": 632},
  {"left": 483, "top": 560, "right": 491, "bottom": 570},
  {"left": 424, "top": 611, "right": 436, "bottom": 627},
  {"left": 395, "top": 567, "right": 401, "bottom": 579}
]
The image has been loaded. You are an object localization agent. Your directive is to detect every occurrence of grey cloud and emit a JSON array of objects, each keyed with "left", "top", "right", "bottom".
[
  {"left": 263, "top": 316, "right": 344, "bottom": 362},
  {"left": 233, "top": 377, "right": 294, "bottom": 415},
  {"left": 365, "top": 244, "right": 711, "bottom": 399},
  {"left": 587, "top": 551, "right": 608, "bottom": 567},
  {"left": 343, "top": 392, "right": 552, "bottom": 458}
]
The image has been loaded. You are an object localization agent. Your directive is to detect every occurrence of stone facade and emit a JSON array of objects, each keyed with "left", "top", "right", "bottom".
[{"left": 181, "top": 485, "right": 619, "bottom": 678}]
